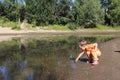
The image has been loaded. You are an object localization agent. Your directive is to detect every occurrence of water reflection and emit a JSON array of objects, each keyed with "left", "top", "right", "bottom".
[
  {"left": 57, "top": 61, "right": 67, "bottom": 67},
  {"left": 0, "top": 61, "right": 33, "bottom": 80},
  {"left": 26, "top": 73, "right": 33, "bottom": 80},
  {"left": 18, "top": 60, "right": 34, "bottom": 80},
  {"left": 17, "top": 60, "right": 27, "bottom": 69},
  {"left": 0, "top": 35, "right": 118, "bottom": 80},
  {"left": 69, "top": 54, "right": 76, "bottom": 69},
  {"left": 0, "top": 64, "right": 10, "bottom": 80}
]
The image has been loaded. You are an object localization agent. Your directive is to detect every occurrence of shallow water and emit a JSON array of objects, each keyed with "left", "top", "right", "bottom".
[{"left": 0, "top": 35, "right": 119, "bottom": 80}]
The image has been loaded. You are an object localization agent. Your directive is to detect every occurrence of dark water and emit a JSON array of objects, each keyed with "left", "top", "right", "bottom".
[{"left": 0, "top": 35, "right": 118, "bottom": 80}]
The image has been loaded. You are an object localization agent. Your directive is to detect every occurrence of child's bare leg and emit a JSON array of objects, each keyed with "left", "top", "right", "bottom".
[
  {"left": 88, "top": 51, "right": 100, "bottom": 65},
  {"left": 91, "top": 52, "right": 100, "bottom": 65},
  {"left": 86, "top": 52, "right": 93, "bottom": 63}
]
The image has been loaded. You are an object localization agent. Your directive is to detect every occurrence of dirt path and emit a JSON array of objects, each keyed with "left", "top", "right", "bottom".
[{"left": 69, "top": 37, "right": 120, "bottom": 80}]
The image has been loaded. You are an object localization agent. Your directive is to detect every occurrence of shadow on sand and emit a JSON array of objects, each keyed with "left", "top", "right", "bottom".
[
  {"left": 80, "top": 58, "right": 89, "bottom": 63},
  {"left": 69, "top": 57, "right": 88, "bottom": 63},
  {"left": 114, "top": 50, "right": 120, "bottom": 53}
]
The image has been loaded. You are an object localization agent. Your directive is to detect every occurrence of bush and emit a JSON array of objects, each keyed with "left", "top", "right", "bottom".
[
  {"left": 0, "top": 17, "right": 9, "bottom": 26},
  {"left": 12, "top": 24, "right": 21, "bottom": 30},
  {"left": 59, "top": 17, "right": 70, "bottom": 25},
  {"left": 67, "top": 22, "right": 78, "bottom": 30},
  {"left": 84, "top": 20, "right": 96, "bottom": 28},
  {"left": 0, "top": 17, "right": 21, "bottom": 29}
]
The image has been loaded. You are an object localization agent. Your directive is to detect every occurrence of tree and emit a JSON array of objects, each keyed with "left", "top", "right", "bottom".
[
  {"left": 14, "top": 0, "right": 26, "bottom": 22},
  {"left": 108, "top": 0, "right": 120, "bottom": 26},
  {"left": 0, "top": 0, "right": 25, "bottom": 22},
  {"left": 74, "top": 0, "right": 104, "bottom": 28},
  {"left": 55, "top": 0, "right": 73, "bottom": 25},
  {"left": 25, "top": 0, "right": 56, "bottom": 26},
  {"left": 0, "top": 1, "right": 6, "bottom": 16},
  {"left": 101, "top": 0, "right": 111, "bottom": 25}
]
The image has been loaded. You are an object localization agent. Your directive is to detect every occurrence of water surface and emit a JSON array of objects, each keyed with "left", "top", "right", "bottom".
[{"left": 0, "top": 35, "right": 119, "bottom": 80}]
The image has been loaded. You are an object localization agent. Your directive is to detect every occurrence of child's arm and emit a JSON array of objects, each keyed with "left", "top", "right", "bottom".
[
  {"left": 75, "top": 51, "right": 85, "bottom": 62},
  {"left": 93, "top": 43, "right": 98, "bottom": 51}
]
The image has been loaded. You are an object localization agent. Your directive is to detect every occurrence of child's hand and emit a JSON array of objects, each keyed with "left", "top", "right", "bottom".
[{"left": 75, "top": 59, "right": 77, "bottom": 63}]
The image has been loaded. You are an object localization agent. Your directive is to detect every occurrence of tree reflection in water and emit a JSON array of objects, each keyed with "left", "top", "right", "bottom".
[
  {"left": 0, "top": 61, "right": 33, "bottom": 80},
  {"left": 0, "top": 64, "right": 9, "bottom": 80}
]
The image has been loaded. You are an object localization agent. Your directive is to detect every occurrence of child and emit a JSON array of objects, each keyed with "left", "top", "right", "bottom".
[{"left": 75, "top": 40, "right": 101, "bottom": 65}]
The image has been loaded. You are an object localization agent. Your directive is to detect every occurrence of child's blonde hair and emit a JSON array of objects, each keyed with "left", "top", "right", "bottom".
[{"left": 79, "top": 40, "right": 87, "bottom": 46}]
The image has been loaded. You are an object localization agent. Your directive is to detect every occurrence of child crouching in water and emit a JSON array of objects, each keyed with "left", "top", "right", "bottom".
[{"left": 75, "top": 40, "right": 101, "bottom": 65}]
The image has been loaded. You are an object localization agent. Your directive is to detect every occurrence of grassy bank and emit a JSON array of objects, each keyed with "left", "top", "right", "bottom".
[
  {"left": 91, "top": 24, "right": 120, "bottom": 30},
  {"left": 0, "top": 19, "right": 120, "bottom": 31},
  {"left": 40, "top": 24, "right": 120, "bottom": 30}
]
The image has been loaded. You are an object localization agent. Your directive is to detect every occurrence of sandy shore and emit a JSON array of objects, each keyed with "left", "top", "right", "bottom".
[
  {"left": 0, "top": 26, "right": 120, "bottom": 35},
  {"left": 0, "top": 26, "right": 120, "bottom": 42}
]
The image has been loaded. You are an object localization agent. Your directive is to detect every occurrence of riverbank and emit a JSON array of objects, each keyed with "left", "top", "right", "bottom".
[
  {"left": 0, "top": 27, "right": 120, "bottom": 36},
  {"left": 0, "top": 26, "right": 120, "bottom": 43}
]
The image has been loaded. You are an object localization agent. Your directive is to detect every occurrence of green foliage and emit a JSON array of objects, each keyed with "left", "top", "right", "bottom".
[
  {"left": 0, "top": 16, "right": 9, "bottom": 25},
  {"left": 108, "top": 0, "right": 120, "bottom": 26},
  {"left": 0, "top": 0, "right": 25, "bottom": 22},
  {"left": 0, "top": 39, "right": 20, "bottom": 58},
  {"left": 74, "top": 0, "right": 104, "bottom": 28},
  {"left": 67, "top": 22, "right": 78, "bottom": 30},
  {"left": 26, "top": 0, "right": 56, "bottom": 26},
  {"left": 59, "top": 17, "right": 70, "bottom": 25},
  {"left": 0, "top": 17, "right": 20, "bottom": 29},
  {"left": 102, "top": 0, "right": 120, "bottom": 26},
  {"left": 55, "top": 0, "right": 73, "bottom": 25},
  {"left": 0, "top": 0, "right": 120, "bottom": 29},
  {"left": 40, "top": 24, "right": 70, "bottom": 30},
  {"left": 89, "top": 24, "right": 120, "bottom": 30}
]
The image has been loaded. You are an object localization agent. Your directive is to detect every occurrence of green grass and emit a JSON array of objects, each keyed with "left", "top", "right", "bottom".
[
  {"left": 40, "top": 24, "right": 71, "bottom": 30},
  {"left": 42, "top": 24, "right": 120, "bottom": 31},
  {"left": 0, "top": 18, "right": 120, "bottom": 31},
  {"left": 0, "top": 18, "right": 21, "bottom": 29},
  {"left": 90, "top": 24, "right": 120, "bottom": 30}
]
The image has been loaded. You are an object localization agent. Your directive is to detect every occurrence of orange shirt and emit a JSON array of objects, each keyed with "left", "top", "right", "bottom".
[{"left": 85, "top": 44, "right": 98, "bottom": 51}]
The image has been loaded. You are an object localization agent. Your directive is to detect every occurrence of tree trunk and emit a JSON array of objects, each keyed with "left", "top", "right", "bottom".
[{"left": 20, "top": 20, "right": 27, "bottom": 30}]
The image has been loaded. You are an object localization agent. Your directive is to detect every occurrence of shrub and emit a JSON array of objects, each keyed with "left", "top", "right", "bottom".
[{"left": 67, "top": 22, "right": 78, "bottom": 30}]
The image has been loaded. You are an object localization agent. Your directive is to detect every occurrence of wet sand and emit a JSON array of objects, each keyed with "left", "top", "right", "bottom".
[{"left": 69, "top": 37, "right": 120, "bottom": 80}]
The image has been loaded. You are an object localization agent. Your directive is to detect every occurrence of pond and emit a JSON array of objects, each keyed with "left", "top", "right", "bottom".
[{"left": 0, "top": 35, "right": 119, "bottom": 80}]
